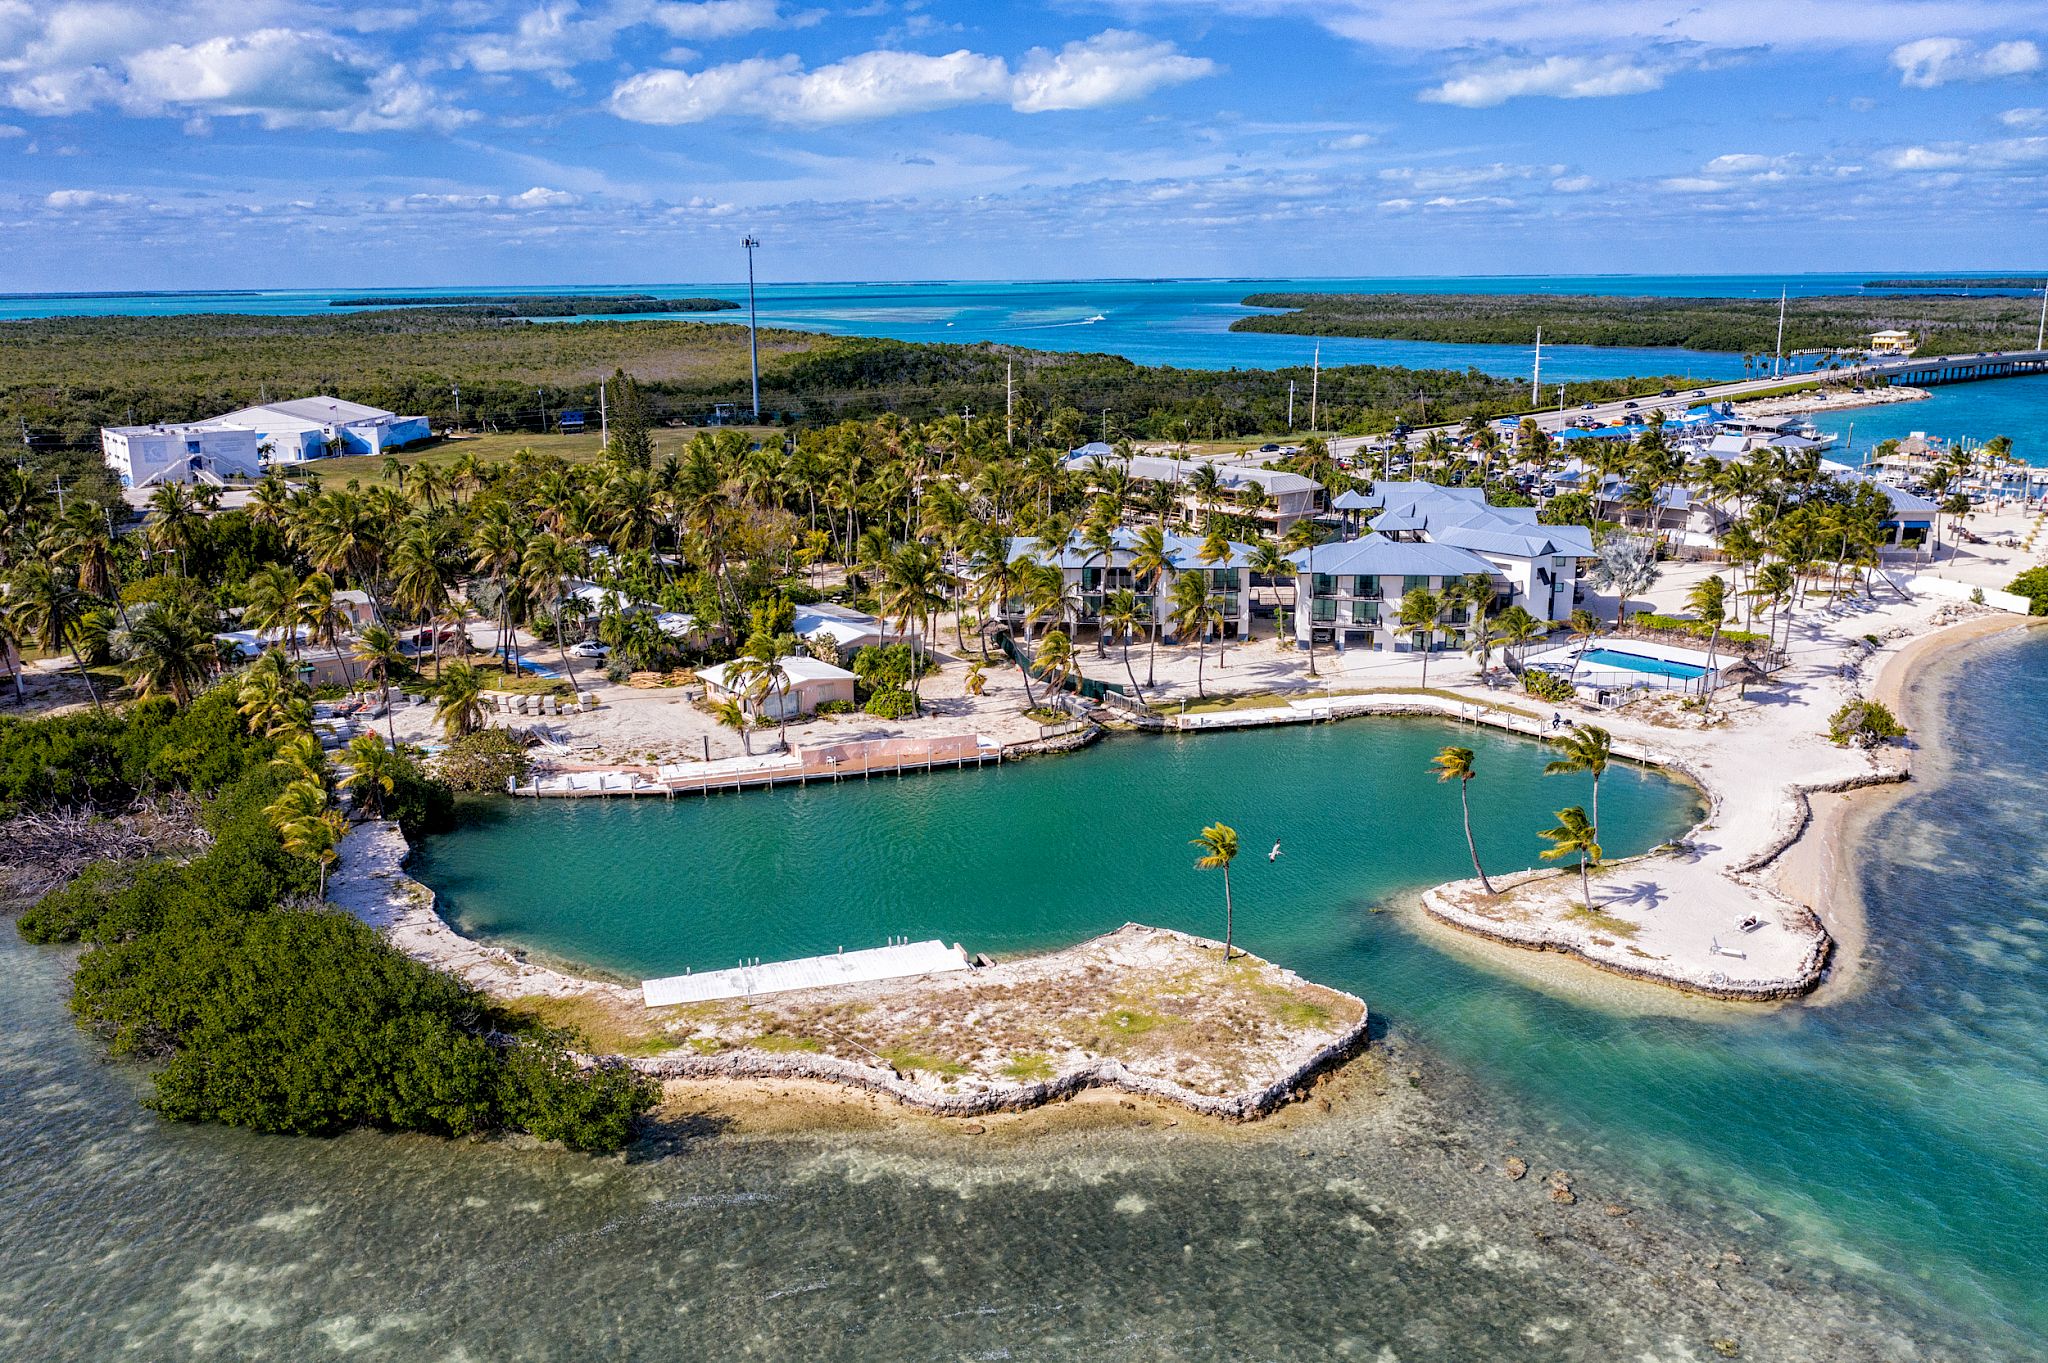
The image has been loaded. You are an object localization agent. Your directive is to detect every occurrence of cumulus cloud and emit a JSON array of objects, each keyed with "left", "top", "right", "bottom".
[
  {"left": 650, "top": 0, "right": 789, "bottom": 40},
  {"left": 44, "top": 189, "right": 137, "bottom": 208},
  {"left": 1325, "top": 132, "right": 1376, "bottom": 150},
  {"left": 1890, "top": 37, "right": 2042, "bottom": 88},
  {"left": 2, "top": 12, "right": 471, "bottom": 131},
  {"left": 2000, "top": 106, "right": 2048, "bottom": 128},
  {"left": 1421, "top": 54, "right": 1665, "bottom": 107},
  {"left": 1550, "top": 173, "right": 1596, "bottom": 192},
  {"left": 609, "top": 30, "right": 1214, "bottom": 124},
  {"left": 1009, "top": 30, "right": 1215, "bottom": 113}
]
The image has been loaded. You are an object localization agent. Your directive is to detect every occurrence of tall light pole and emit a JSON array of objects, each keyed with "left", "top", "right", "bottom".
[
  {"left": 742, "top": 235, "right": 762, "bottom": 422},
  {"left": 2036, "top": 278, "right": 2046, "bottom": 351}
]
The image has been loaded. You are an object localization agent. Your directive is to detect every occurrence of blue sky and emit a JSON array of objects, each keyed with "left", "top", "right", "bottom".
[{"left": 5, "top": 0, "right": 2048, "bottom": 289}]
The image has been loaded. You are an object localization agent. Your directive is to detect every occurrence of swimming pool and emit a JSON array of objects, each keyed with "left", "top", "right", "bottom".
[{"left": 1578, "top": 647, "right": 1709, "bottom": 680}]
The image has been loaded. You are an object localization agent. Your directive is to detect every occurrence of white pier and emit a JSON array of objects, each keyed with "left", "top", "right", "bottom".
[{"left": 641, "top": 940, "right": 972, "bottom": 1008}]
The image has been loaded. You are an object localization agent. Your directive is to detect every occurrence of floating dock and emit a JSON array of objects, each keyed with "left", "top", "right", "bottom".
[{"left": 641, "top": 939, "right": 973, "bottom": 1008}]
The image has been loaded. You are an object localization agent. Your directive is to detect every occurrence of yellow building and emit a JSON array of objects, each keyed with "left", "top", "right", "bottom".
[{"left": 1869, "top": 329, "right": 1917, "bottom": 356}]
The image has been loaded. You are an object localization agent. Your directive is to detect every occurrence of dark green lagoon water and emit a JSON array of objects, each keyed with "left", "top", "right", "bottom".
[{"left": 7, "top": 648, "right": 2048, "bottom": 1360}]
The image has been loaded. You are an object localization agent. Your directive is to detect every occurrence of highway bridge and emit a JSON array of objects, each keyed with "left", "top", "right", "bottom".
[{"left": 1327, "top": 347, "right": 2048, "bottom": 461}]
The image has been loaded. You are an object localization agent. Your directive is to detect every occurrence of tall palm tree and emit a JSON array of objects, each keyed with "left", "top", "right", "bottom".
[
  {"left": 1544, "top": 723, "right": 1612, "bottom": 842},
  {"left": 1539, "top": 805, "right": 1602, "bottom": 912},
  {"left": 284, "top": 807, "right": 351, "bottom": 898},
  {"left": 241, "top": 564, "right": 302, "bottom": 658},
  {"left": 1033, "top": 628, "right": 1078, "bottom": 703},
  {"left": 1168, "top": 570, "right": 1217, "bottom": 699},
  {"left": 144, "top": 483, "right": 199, "bottom": 576},
  {"left": 1399, "top": 587, "right": 1443, "bottom": 689},
  {"left": 1494, "top": 604, "right": 1547, "bottom": 671},
  {"left": 1100, "top": 587, "right": 1144, "bottom": 699},
  {"left": 1283, "top": 518, "right": 1327, "bottom": 678},
  {"left": 1563, "top": 607, "right": 1601, "bottom": 685},
  {"left": 520, "top": 533, "right": 584, "bottom": 701},
  {"left": 880, "top": 543, "right": 947, "bottom": 699},
  {"left": 1685, "top": 574, "right": 1728, "bottom": 717},
  {"left": 1432, "top": 745, "right": 1497, "bottom": 895},
  {"left": 6, "top": 562, "right": 103, "bottom": 713},
  {"left": 1198, "top": 528, "right": 1232, "bottom": 664},
  {"left": 1190, "top": 821, "right": 1241, "bottom": 962},
  {"left": 1129, "top": 524, "right": 1172, "bottom": 686},
  {"left": 435, "top": 659, "right": 487, "bottom": 740},
  {"left": 353, "top": 623, "right": 407, "bottom": 743},
  {"left": 117, "top": 605, "right": 212, "bottom": 705},
  {"left": 297, "top": 571, "right": 354, "bottom": 684}
]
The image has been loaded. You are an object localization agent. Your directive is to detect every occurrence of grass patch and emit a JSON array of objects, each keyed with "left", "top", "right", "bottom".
[
  {"left": 1102, "top": 1006, "right": 1168, "bottom": 1037},
  {"left": 509, "top": 995, "right": 676, "bottom": 1057},
  {"left": 750, "top": 1031, "right": 823, "bottom": 1053},
  {"left": 1562, "top": 904, "right": 1642, "bottom": 939},
  {"left": 1000, "top": 1053, "right": 1055, "bottom": 1082},
  {"left": 880, "top": 1047, "right": 968, "bottom": 1078}
]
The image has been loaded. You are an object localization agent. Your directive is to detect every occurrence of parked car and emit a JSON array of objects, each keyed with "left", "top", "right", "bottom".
[
  {"left": 1623, "top": 401, "right": 1639, "bottom": 410},
  {"left": 568, "top": 640, "right": 610, "bottom": 659}
]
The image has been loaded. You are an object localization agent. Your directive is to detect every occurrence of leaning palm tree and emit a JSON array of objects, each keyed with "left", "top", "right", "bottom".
[
  {"left": 520, "top": 533, "right": 584, "bottom": 701},
  {"left": 1190, "top": 821, "right": 1242, "bottom": 962},
  {"left": 434, "top": 659, "right": 487, "bottom": 740},
  {"left": 1544, "top": 723, "right": 1612, "bottom": 842},
  {"left": 1398, "top": 587, "right": 1443, "bottom": 689},
  {"left": 1563, "top": 607, "right": 1602, "bottom": 685},
  {"left": 117, "top": 605, "right": 212, "bottom": 706},
  {"left": 1538, "top": 805, "right": 1603, "bottom": 912},
  {"left": 1685, "top": 574, "right": 1729, "bottom": 718},
  {"left": 1168, "top": 570, "right": 1216, "bottom": 699},
  {"left": 1129, "top": 524, "right": 1172, "bottom": 685},
  {"left": 264, "top": 777, "right": 329, "bottom": 834},
  {"left": 1432, "top": 745, "right": 1497, "bottom": 895}
]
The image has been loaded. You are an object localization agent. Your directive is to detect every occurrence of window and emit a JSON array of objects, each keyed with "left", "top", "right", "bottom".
[
  {"left": 1350, "top": 600, "right": 1378, "bottom": 625},
  {"left": 1312, "top": 599, "right": 1336, "bottom": 623},
  {"left": 1403, "top": 575, "right": 1430, "bottom": 596},
  {"left": 1313, "top": 573, "right": 1335, "bottom": 597},
  {"left": 1354, "top": 575, "right": 1381, "bottom": 599}
]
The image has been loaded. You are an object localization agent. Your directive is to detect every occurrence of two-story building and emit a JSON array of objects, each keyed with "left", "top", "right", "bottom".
[
  {"left": 99, "top": 422, "right": 264, "bottom": 488},
  {"left": 1331, "top": 483, "right": 1595, "bottom": 622},
  {"left": 1064, "top": 447, "right": 1324, "bottom": 532},
  {"left": 993, "top": 527, "right": 1258, "bottom": 642},
  {"left": 101, "top": 394, "right": 431, "bottom": 486},
  {"left": 1286, "top": 535, "right": 1501, "bottom": 653}
]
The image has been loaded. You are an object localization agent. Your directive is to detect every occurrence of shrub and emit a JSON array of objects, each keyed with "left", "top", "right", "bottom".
[
  {"left": 1827, "top": 699, "right": 1907, "bottom": 748},
  {"left": 814, "top": 699, "right": 855, "bottom": 715},
  {"left": 1523, "top": 670, "right": 1575, "bottom": 702},
  {"left": 1627, "top": 612, "right": 1767, "bottom": 647},
  {"left": 2009, "top": 566, "right": 2048, "bottom": 615},
  {"left": 863, "top": 688, "right": 918, "bottom": 719},
  {"left": 436, "top": 728, "right": 531, "bottom": 792}
]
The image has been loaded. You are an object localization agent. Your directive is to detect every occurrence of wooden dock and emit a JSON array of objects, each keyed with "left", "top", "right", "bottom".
[{"left": 514, "top": 732, "right": 1003, "bottom": 798}]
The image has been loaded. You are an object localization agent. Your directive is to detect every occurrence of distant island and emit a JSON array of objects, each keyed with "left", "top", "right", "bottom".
[
  {"left": 1232, "top": 291, "right": 2043, "bottom": 355},
  {"left": 1864, "top": 278, "right": 2047, "bottom": 290},
  {"left": 330, "top": 294, "right": 740, "bottom": 317}
]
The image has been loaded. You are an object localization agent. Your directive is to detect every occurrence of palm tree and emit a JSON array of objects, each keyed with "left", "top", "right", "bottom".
[
  {"left": 6, "top": 562, "right": 103, "bottom": 713},
  {"left": 272, "top": 731, "right": 331, "bottom": 788},
  {"left": 1190, "top": 821, "right": 1241, "bottom": 962},
  {"left": 1100, "top": 587, "right": 1144, "bottom": 699},
  {"left": 144, "top": 483, "right": 199, "bottom": 575},
  {"left": 1685, "top": 574, "right": 1728, "bottom": 717},
  {"left": 1199, "top": 528, "right": 1233, "bottom": 663},
  {"left": 117, "top": 605, "right": 212, "bottom": 705},
  {"left": 265, "top": 778, "right": 329, "bottom": 837},
  {"left": 1494, "top": 604, "right": 1548, "bottom": 670},
  {"left": 353, "top": 624, "right": 407, "bottom": 743},
  {"left": 710, "top": 696, "right": 755, "bottom": 756},
  {"left": 1033, "top": 628, "right": 1078, "bottom": 704},
  {"left": 1399, "top": 587, "right": 1443, "bottom": 688},
  {"left": 1129, "top": 524, "right": 1172, "bottom": 686},
  {"left": 1539, "top": 805, "right": 1602, "bottom": 911},
  {"left": 284, "top": 807, "right": 351, "bottom": 898},
  {"left": 238, "top": 655, "right": 311, "bottom": 736},
  {"left": 1168, "top": 570, "right": 1217, "bottom": 699},
  {"left": 880, "top": 543, "right": 948, "bottom": 698},
  {"left": 340, "top": 733, "right": 402, "bottom": 818},
  {"left": 963, "top": 660, "right": 987, "bottom": 697},
  {"left": 1432, "top": 745, "right": 1498, "bottom": 894},
  {"left": 520, "top": 534, "right": 584, "bottom": 701},
  {"left": 241, "top": 564, "right": 302, "bottom": 657},
  {"left": 1544, "top": 723, "right": 1612, "bottom": 843},
  {"left": 435, "top": 659, "right": 487, "bottom": 740},
  {"left": 1563, "top": 607, "right": 1601, "bottom": 685},
  {"left": 1284, "top": 518, "right": 1327, "bottom": 678}
]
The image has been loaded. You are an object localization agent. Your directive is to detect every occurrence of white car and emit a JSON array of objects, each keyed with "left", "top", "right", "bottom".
[{"left": 568, "top": 640, "right": 610, "bottom": 659}]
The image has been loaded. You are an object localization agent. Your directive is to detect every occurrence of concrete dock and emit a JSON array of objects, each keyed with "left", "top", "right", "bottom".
[{"left": 641, "top": 939, "right": 973, "bottom": 1007}]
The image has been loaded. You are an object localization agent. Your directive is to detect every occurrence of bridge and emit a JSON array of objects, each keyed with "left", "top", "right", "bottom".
[{"left": 1327, "top": 347, "right": 2048, "bottom": 461}]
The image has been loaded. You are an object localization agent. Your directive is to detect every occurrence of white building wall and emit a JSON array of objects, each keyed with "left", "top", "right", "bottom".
[{"left": 99, "top": 425, "right": 263, "bottom": 487}]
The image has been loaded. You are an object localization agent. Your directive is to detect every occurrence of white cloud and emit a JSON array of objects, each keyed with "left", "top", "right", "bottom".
[
  {"left": 1422, "top": 54, "right": 1665, "bottom": 107},
  {"left": 2000, "top": 106, "right": 2048, "bottom": 128},
  {"left": 610, "top": 30, "right": 1214, "bottom": 125},
  {"left": 1325, "top": 131, "right": 1376, "bottom": 150},
  {"left": 1660, "top": 176, "right": 1725, "bottom": 192},
  {"left": 650, "top": 0, "right": 788, "bottom": 40},
  {"left": 2, "top": 14, "right": 472, "bottom": 131},
  {"left": 44, "top": 188, "right": 136, "bottom": 208},
  {"left": 1550, "top": 173, "right": 1595, "bottom": 192},
  {"left": 1890, "top": 37, "right": 2042, "bottom": 88},
  {"left": 1378, "top": 161, "right": 1541, "bottom": 192},
  {"left": 1882, "top": 136, "right": 2048, "bottom": 170},
  {"left": 1702, "top": 153, "right": 1774, "bottom": 173},
  {"left": 1009, "top": 30, "right": 1215, "bottom": 113},
  {"left": 507, "top": 185, "right": 580, "bottom": 207}
]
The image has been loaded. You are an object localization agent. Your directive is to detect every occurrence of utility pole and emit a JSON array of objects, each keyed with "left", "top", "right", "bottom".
[
  {"left": 1005, "top": 361, "right": 1014, "bottom": 447},
  {"left": 1774, "top": 287, "right": 1787, "bottom": 377},
  {"left": 599, "top": 377, "right": 608, "bottom": 448},
  {"left": 1531, "top": 327, "right": 1542, "bottom": 404},
  {"left": 536, "top": 387, "right": 547, "bottom": 433},
  {"left": 1309, "top": 343, "right": 1320, "bottom": 430},
  {"left": 2036, "top": 279, "right": 2046, "bottom": 350},
  {"left": 742, "top": 235, "right": 762, "bottom": 422},
  {"left": 451, "top": 384, "right": 461, "bottom": 427},
  {"left": 1287, "top": 380, "right": 1295, "bottom": 430}
]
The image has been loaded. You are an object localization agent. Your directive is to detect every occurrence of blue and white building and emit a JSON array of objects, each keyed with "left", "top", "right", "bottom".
[
  {"left": 1287, "top": 533, "right": 1500, "bottom": 653},
  {"left": 993, "top": 527, "right": 1259, "bottom": 640},
  {"left": 101, "top": 394, "right": 430, "bottom": 485},
  {"left": 1329, "top": 482, "right": 1595, "bottom": 623}
]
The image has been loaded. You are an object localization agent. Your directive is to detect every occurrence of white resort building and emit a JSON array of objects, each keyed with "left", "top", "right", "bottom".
[
  {"left": 1287, "top": 534, "right": 1500, "bottom": 653},
  {"left": 1064, "top": 446, "right": 1324, "bottom": 532},
  {"left": 99, "top": 395, "right": 431, "bottom": 487}
]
